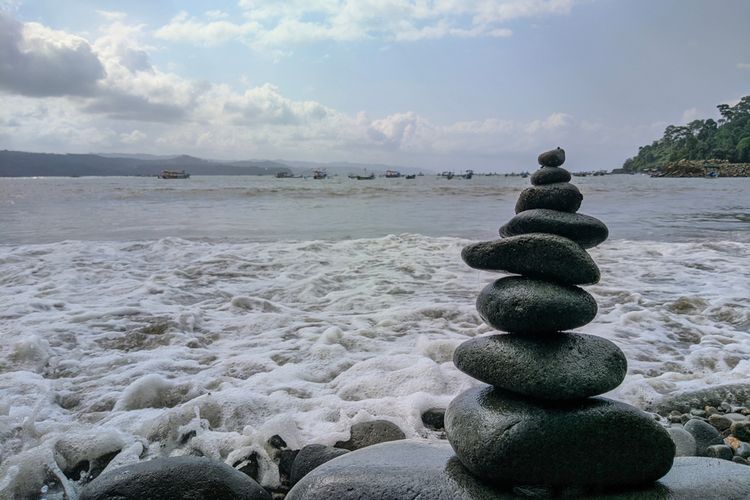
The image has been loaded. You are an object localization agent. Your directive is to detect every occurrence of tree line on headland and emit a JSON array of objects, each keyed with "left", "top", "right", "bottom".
[{"left": 622, "top": 96, "right": 750, "bottom": 173}]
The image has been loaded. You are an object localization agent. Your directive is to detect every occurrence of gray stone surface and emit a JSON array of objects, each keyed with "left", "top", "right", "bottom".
[
  {"left": 286, "top": 440, "right": 513, "bottom": 500},
  {"left": 453, "top": 333, "right": 626, "bottom": 400},
  {"left": 706, "top": 444, "right": 734, "bottom": 461},
  {"left": 708, "top": 413, "right": 733, "bottom": 431},
  {"left": 288, "top": 441, "right": 750, "bottom": 499},
  {"left": 334, "top": 419, "right": 405, "bottom": 450},
  {"left": 646, "top": 383, "right": 750, "bottom": 415},
  {"left": 538, "top": 147, "right": 566, "bottom": 167},
  {"left": 500, "top": 209, "right": 609, "bottom": 248},
  {"left": 290, "top": 444, "right": 349, "bottom": 485},
  {"left": 78, "top": 456, "right": 270, "bottom": 500},
  {"left": 515, "top": 182, "right": 582, "bottom": 214},
  {"left": 667, "top": 426, "right": 697, "bottom": 457},
  {"left": 731, "top": 421, "right": 750, "bottom": 441},
  {"left": 683, "top": 419, "right": 724, "bottom": 456},
  {"left": 461, "top": 234, "right": 600, "bottom": 285},
  {"left": 445, "top": 386, "right": 675, "bottom": 487},
  {"left": 531, "top": 166, "right": 571, "bottom": 185},
  {"left": 736, "top": 441, "right": 750, "bottom": 458},
  {"left": 476, "top": 276, "right": 597, "bottom": 333}
]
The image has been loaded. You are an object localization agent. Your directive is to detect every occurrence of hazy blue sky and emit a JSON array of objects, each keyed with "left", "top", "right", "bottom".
[{"left": 0, "top": 0, "right": 748, "bottom": 170}]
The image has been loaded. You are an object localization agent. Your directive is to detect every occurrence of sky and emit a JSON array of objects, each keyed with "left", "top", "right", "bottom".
[{"left": 0, "top": 0, "right": 748, "bottom": 171}]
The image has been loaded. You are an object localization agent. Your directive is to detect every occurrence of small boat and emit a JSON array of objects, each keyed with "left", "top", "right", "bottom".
[
  {"left": 439, "top": 171, "right": 454, "bottom": 179},
  {"left": 158, "top": 170, "right": 190, "bottom": 179},
  {"left": 405, "top": 174, "right": 416, "bottom": 179},
  {"left": 276, "top": 172, "right": 302, "bottom": 178},
  {"left": 461, "top": 170, "right": 473, "bottom": 180},
  {"left": 313, "top": 169, "right": 327, "bottom": 180},
  {"left": 385, "top": 169, "right": 402, "bottom": 178},
  {"left": 356, "top": 173, "right": 375, "bottom": 180}
]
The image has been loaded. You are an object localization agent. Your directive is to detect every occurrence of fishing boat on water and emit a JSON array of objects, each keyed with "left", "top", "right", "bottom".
[
  {"left": 313, "top": 169, "right": 327, "bottom": 179},
  {"left": 385, "top": 170, "right": 402, "bottom": 178},
  {"left": 439, "top": 171, "right": 455, "bottom": 179},
  {"left": 276, "top": 172, "right": 302, "bottom": 178},
  {"left": 405, "top": 174, "right": 416, "bottom": 179},
  {"left": 158, "top": 170, "right": 190, "bottom": 179}
]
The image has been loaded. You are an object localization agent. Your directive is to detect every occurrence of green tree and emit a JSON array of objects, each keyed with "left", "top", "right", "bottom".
[{"left": 622, "top": 96, "right": 750, "bottom": 171}]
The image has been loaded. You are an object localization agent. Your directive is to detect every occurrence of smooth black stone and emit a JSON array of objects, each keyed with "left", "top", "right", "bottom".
[
  {"left": 334, "top": 420, "right": 405, "bottom": 450},
  {"left": 454, "top": 333, "right": 626, "bottom": 400},
  {"left": 461, "top": 234, "right": 599, "bottom": 285},
  {"left": 78, "top": 456, "right": 271, "bottom": 500},
  {"left": 684, "top": 419, "right": 724, "bottom": 456},
  {"left": 288, "top": 441, "right": 750, "bottom": 499},
  {"left": 531, "top": 167, "right": 571, "bottom": 185},
  {"left": 445, "top": 387, "right": 675, "bottom": 487},
  {"left": 538, "top": 147, "right": 566, "bottom": 167},
  {"left": 290, "top": 444, "right": 349, "bottom": 486},
  {"left": 515, "top": 182, "right": 583, "bottom": 214},
  {"left": 476, "top": 276, "right": 597, "bottom": 333},
  {"left": 500, "top": 209, "right": 609, "bottom": 248}
]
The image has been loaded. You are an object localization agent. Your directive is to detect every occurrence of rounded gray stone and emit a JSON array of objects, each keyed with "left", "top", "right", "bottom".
[
  {"left": 288, "top": 441, "right": 750, "bottom": 500},
  {"left": 445, "top": 386, "right": 675, "bottom": 487},
  {"left": 731, "top": 421, "right": 750, "bottom": 441},
  {"left": 78, "top": 456, "right": 271, "bottom": 500},
  {"left": 453, "top": 333, "right": 626, "bottom": 400},
  {"left": 531, "top": 167, "right": 571, "bottom": 185},
  {"left": 705, "top": 444, "right": 734, "bottom": 461},
  {"left": 709, "top": 414, "right": 733, "bottom": 431},
  {"left": 515, "top": 182, "right": 582, "bottom": 214},
  {"left": 683, "top": 419, "right": 724, "bottom": 456},
  {"left": 666, "top": 426, "right": 697, "bottom": 457},
  {"left": 461, "top": 234, "right": 600, "bottom": 285},
  {"left": 290, "top": 444, "right": 349, "bottom": 485},
  {"left": 538, "top": 147, "right": 566, "bottom": 167},
  {"left": 476, "top": 276, "right": 597, "bottom": 333},
  {"left": 500, "top": 209, "right": 609, "bottom": 249},
  {"left": 334, "top": 420, "right": 405, "bottom": 451}
]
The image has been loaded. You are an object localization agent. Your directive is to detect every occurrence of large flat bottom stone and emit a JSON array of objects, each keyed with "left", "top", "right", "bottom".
[
  {"left": 446, "top": 387, "right": 675, "bottom": 487},
  {"left": 287, "top": 440, "right": 750, "bottom": 499}
]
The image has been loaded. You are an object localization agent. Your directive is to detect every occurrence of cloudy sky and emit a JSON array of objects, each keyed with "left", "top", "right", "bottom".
[{"left": 0, "top": 0, "right": 748, "bottom": 170}]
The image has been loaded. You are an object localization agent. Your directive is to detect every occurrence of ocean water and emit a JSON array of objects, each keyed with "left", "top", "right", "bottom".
[{"left": 0, "top": 174, "right": 749, "bottom": 497}]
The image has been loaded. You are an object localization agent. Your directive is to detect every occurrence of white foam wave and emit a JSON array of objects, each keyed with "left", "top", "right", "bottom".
[{"left": 0, "top": 235, "right": 748, "bottom": 496}]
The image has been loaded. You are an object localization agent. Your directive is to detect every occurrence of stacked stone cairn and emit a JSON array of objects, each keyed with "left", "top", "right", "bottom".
[{"left": 446, "top": 147, "right": 676, "bottom": 492}]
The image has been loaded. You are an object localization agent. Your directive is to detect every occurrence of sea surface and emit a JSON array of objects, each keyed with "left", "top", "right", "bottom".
[{"left": 1, "top": 174, "right": 749, "bottom": 497}]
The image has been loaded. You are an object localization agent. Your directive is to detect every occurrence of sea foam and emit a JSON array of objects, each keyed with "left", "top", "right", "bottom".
[{"left": 0, "top": 235, "right": 748, "bottom": 497}]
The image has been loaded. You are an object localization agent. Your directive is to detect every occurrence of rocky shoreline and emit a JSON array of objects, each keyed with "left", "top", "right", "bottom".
[{"left": 649, "top": 159, "right": 750, "bottom": 177}]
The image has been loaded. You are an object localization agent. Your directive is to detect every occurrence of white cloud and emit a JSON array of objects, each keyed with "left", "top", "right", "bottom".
[
  {"left": 0, "top": 11, "right": 588, "bottom": 167},
  {"left": 155, "top": 11, "right": 258, "bottom": 46},
  {"left": 156, "top": 0, "right": 578, "bottom": 49},
  {"left": 0, "top": 11, "right": 105, "bottom": 96},
  {"left": 120, "top": 129, "right": 147, "bottom": 144}
]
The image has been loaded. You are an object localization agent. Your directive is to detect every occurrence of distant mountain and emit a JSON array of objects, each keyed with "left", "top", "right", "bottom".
[
  {"left": 97, "top": 153, "right": 179, "bottom": 161},
  {"left": 0, "top": 150, "right": 292, "bottom": 177}
]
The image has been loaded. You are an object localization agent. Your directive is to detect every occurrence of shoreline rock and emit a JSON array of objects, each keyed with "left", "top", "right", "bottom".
[{"left": 445, "top": 387, "right": 675, "bottom": 487}]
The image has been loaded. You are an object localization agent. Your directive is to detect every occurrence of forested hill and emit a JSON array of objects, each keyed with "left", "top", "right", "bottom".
[
  {"left": 622, "top": 96, "right": 750, "bottom": 172},
  {"left": 0, "top": 151, "right": 292, "bottom": 177}
]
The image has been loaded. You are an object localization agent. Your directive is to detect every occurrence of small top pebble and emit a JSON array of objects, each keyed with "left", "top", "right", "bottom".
[{"left": 538, "top": 147, "right": 565, "bottom": 167}]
